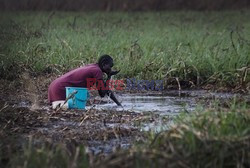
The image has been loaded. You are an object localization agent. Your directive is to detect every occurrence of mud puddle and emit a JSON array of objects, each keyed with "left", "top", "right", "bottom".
[
  {"left": 91, "top": 94, "right": 196, "bottom": 114},
  {"left": 89, "top": 90, "right": 247, "bottom": 132},
  {"left": 0, "top": 101, "right": 156, "bottom": 155},
  {"left": 92, "top": 90, "right": 248, "bottom": 114},
  {"left": 1, "top": 90, "right": 248, "bottom": 155}
]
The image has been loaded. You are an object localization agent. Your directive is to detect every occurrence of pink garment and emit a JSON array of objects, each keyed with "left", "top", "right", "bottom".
[{"left": 48, "top": 63, "right": 103, "bottom": 103}]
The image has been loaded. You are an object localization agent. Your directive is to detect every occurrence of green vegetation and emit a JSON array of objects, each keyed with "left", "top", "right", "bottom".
[
  {"left": 1, "top": 101, "right": 249, "bottom": 167},
  {"left": 0, "top": 142, "right": 89, "bottom": 168},
  {"left": 0, "top": 11, "right": 250, "bottom": 89},
  {"left": 95, "top": 101, "right": 250, "bottom": 167},
  {"left": 1, "top": 11, "right": 249, "bottom": 167}
]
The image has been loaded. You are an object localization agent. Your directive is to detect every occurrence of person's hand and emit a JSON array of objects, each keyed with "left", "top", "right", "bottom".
[
  {"left": 108, "top": 70, "right": 120, "bottom": 77},
  {"left": 116, "top": 103, "right": 123, "bottom": 111}
]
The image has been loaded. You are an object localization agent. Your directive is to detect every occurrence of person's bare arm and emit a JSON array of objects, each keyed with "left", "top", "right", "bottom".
[
  {"left": 97, "top": 75, "right": 111, "bottom": 97},
  {"left": 108, "top": 91, "right": 122, "bottom": 106},
  {"left": 97, "top": 73, "right": 121, "bottom": 106}
]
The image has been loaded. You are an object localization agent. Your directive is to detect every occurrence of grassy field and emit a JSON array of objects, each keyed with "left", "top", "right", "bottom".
[
  {"left": 0, "top": 11, "right": 250, "bottom": 90},
  {"left": 0, "top": 11, "right": 250, "bottom": 167}
]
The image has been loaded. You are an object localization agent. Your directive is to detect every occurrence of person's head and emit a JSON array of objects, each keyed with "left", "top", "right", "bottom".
[{"left": 98, "top": 54, "right": 113, "bottom": 74}]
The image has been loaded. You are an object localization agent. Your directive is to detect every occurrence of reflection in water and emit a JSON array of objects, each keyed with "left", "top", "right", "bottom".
[
  {"left": 88, "top": 90, "right": 244, "bottom": 115},
  {"left": 89, "top": 94, "right": 196, "bottom": 115},
  {"left": 87, "top": 93, "right": 197, "bottom": 132},
  {"left": 87, "top": 91, "right": 243, "bottom": 132}
]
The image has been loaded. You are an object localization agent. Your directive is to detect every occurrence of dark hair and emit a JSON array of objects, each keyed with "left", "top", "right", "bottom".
[{"left": 98, "top": 54, "right": 113, "bottom": 68}]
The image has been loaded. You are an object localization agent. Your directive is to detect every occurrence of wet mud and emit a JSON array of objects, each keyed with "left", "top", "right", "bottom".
[
  {"left": 1, "top": 100, "right": 165, "bottom": 155},
  {"left": 0, "top": 74, "right": 249, "bottom": 156}
]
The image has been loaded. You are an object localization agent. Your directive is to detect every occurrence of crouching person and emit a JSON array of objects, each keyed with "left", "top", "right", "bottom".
[{"left": 48, "top": 54, "right": 121, "bottom": 109}]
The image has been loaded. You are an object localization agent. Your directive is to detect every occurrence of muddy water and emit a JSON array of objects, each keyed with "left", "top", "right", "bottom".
[
  {"left": 89, "top": 94, "right": 195, "bottom": 132},
  {"left": 87, "top": 90, "right": 247, "bottom": 132},
  {"left": 8, "top": 90, "right": 248, "bottom": 155},
  {"left": 91, "top": 90, "right": 247, "bottom": 114},
  {"left": 91, "top": 94, "right": 196, "bottom": 115}
]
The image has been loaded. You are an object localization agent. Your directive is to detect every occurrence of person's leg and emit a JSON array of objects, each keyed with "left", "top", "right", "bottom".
[{"left": 52, "top": 100, "right": 68, "bottom": 110}]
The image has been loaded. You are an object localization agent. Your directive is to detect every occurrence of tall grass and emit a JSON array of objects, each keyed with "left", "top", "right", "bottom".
[
  {"left": 0, "top": 11, "right": 249, "bottom": 88},
  {"left": 94, "top": 101, "right": 250, "bottom": 167},
  {"left": 0, "top": 0, "right": 249, "bottom": 10}
]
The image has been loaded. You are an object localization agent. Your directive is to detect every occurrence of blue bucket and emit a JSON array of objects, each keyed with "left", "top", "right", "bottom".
[{"left": 66, "top": 87, "right": 89, "bottom": 109}]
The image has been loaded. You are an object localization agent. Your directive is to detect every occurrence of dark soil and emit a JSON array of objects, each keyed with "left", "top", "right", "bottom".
[{"left": 0, "top": 73, "right": 163, "bottom": 159}]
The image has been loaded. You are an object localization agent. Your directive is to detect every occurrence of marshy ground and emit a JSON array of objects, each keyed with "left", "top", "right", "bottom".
[
  {"left": 0, "top": 73, "right": 249, "bottom": 167},
  {"left": 0, "top": 11, "right": 250, "bottom": 167}
]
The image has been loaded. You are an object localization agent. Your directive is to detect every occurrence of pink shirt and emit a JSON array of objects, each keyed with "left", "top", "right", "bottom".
[{"left": 48, "top": 63, "right": 103, "bottom": 103}]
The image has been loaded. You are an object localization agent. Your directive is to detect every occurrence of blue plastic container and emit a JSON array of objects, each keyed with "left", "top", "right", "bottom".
[{"left": 65, "top": 87, "right": 89, "bottom": 109}]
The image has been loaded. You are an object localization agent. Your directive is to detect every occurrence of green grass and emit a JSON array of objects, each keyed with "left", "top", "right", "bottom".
[
  {"left": 94, "top": 101, "right": 250, "bottom": 167},
  {"left": 0, "top": 11, "right": 250, "bottom": 88},
  {"left": 1, "top": 101, "right": 249, "bottom": 167},
  {"left": 0, "top": 142, "right": 89, "bottom": 168}
]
